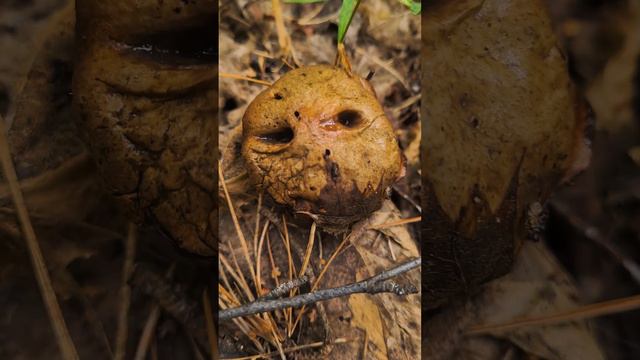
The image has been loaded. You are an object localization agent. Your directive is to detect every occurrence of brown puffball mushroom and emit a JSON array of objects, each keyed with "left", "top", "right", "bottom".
[
  {"left": 73, "top": 0, "right": 216, "bottom": 256},
  {"left": 242, "top": 65, "right": 404, "bottom": 231},
  {"left": 423, "top": 0, "right": 592, "bottom": 308}
]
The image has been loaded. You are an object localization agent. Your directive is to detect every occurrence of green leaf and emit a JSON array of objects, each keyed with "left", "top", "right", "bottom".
[
  {"left": 397, "top": 0, "right": 421, "bottom": 15},
  {"left": 337, "top": 0, "right": 361, "bottom": 44},
  {"left": 284, "top": 0, "right": 326, "bottom": 3}
]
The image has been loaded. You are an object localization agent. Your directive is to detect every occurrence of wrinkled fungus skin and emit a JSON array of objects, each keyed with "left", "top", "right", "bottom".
[
  {"left": 73, "top": 0, "right": 216, "bottom": 256},
  {"left": 242, "top": 65, "right": 404, "bottom": 231}
]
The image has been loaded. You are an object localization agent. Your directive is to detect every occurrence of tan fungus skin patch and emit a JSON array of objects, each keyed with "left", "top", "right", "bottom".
[{"left": 242, "top": 65, "right": 404, "bottom": 231}]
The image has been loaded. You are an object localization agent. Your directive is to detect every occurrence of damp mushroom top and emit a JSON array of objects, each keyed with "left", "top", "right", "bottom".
[
  {"left": 73, "top": 0, "right": 217, "bottom": 256},
  {"left": 241, "top": 65, "right": 405, "bottom": 232}
]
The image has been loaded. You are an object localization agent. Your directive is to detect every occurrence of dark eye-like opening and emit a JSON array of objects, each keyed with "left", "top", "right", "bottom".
[
  {"left": 337, "top": 110, "right": 363, "bottom": 128},
  {"left": 257, "top": 127, "right": 294, "bottom": 144},
  {"left": 125, "top": 25, "right": 216, "bottom": 66}
]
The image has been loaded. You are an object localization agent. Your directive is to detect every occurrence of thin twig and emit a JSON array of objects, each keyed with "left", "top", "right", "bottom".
[
  {"left": 296, "top": 2, "right": 324, "bottom": 25},
  {"left": 362, "top": 330, "right": 368, "bottom": 360},
  {"left": 46, "top": 269, "right": 113, "bottom": 357},
  {"left": 552, "top": 201, "right": 640, "bottom": 286},
  {"left": 254, "top": 219, "right": 284, "bottom": 351},
  {"left": 467, "top": 293, "right": 640, "bottom": 335},
  {"left": 0, "top": 114, "right": 79, "bottom": 359},
  {"left": 203, "top": 289, "right": 218, "bottom": 360},
  {"left": 114, "top": 222, "right": 137, "bottom": 360},
  {"left": 281, "top": 216, "right": 296, "bottom": 283},
  {"left": 298, "top": 10, "right": 339, "bottom": 26},
  {"left": 133, "top": 305, "right": 161, "bottom": 360},
  {"left": 299, "top": 222, "right": 316, "bottom": 278},
  {"left": 221, "top": 261, "right": 277, "bottom": 352},
  {"left": 253, "top": 193, "right": 263, "bottom": 264},
  {"left": 335, "top": 43, "right": 352, "bottom": 73},
  {"left": 133, "top": 265, "right": 176, "bottom": 360},
  {"left": 4, "top": 2, "right": 74, "bottom": 130},
  {"left": 387, "top": 236, "right": 397, "bottom": 261},
  {"left": 318, "top": 231, "right": 323, "bottom": 262},
  {"left": 355, "top": 47, "right": 409, "bottom": 89},
  {"left": 221, "top": 338, "right": 349, "bottom": 360},
  {"left": 368, "top": 216, "right": 421, "bottom": 230},
  {"left": 292, "top": 221, "right": 368, "bottom": 331},
  {"left": 271, "top": 0, "right": 300, "bottom": 66},
  {"left": 0, "top": 152, "right": 91, "bottom": 202},
  {"left": 266, "top": 231, "right": 281, "bottom": 287},
  {"left": 220, "top": 254, "right": 254, "bottom": 302},
  {"left": 219, "top": 162, "right": 258, "bottom": 298},
  {"left": 251, "top": 50, "right": 274, "bottom": 59},
  {"left": 280, "top": 215, "right": 295, "bottom": 335},
  {"left": 151, "top": 340, "right": 158, "bottom": 360},
  {"left": 255, "top": 221, "right": 270, "bottom": 296},
  {"left": 219, "top": 72, "right": 272, "bottom": 86},
  {"left": 219, "top": 285, "right": 265, "bottom": 352},
  {"left": 390, "top": 94, "right": 422, "bottom": 117},
  {"left": 187, "top": 333, "right": 207, "bottom": 360},
  {"left": 272, "top": 0, "right": 289, "bottom": 52},
  {"left": 130, "top": 265, "right": 208, "bottom": 348},
  {"left": 392, "top": 185, "right": 422, "bottom": 212},
  {"left": 262, "top": 276, "right": 309, "bottom": 301},
  {"left": 220, "top": 258, "right": 420, "bottom": 321}
]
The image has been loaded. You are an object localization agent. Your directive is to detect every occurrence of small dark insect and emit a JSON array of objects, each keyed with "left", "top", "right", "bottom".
[{"left": 525, "top": 202, "right": 548, "bottom": 242}]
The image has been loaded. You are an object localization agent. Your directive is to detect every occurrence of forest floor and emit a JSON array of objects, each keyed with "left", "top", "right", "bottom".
[{"left": 544, "top": 0, "right": 640, "bottom": 358}]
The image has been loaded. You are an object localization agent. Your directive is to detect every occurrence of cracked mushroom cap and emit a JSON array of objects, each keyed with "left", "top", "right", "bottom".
[
  {"left": 73, "top": 0, "right": 216, "bottom": 256},
  {"left": 242, "top": 65, "right": 404, "bottom": 231}
]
